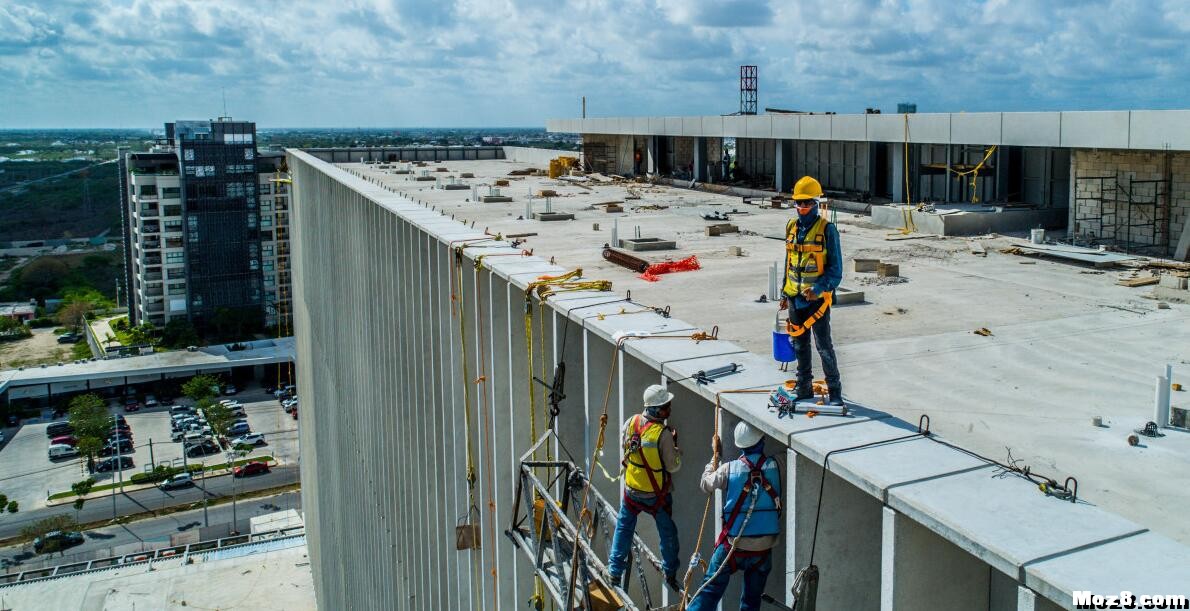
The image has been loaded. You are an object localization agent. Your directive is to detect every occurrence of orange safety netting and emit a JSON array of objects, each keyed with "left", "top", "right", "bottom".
[{"left": 638, "top": 255, "right": 701, "bottom": 282}]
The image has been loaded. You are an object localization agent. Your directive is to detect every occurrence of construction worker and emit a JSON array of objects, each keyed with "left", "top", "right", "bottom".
[
  {"left": 780, "top": 175, "right": 844, "bottom": 406},
  {"left": 687, "top": 422, "right": 781, "bottom": 611},
  {"left": 607, "top": 384, "right": 682, "bottom": 592},
  {"left": 634, "top": 148, "right": 643, "bottom": 175}
]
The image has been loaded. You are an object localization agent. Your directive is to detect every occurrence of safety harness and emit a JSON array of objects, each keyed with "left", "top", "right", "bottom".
[
  {"left": 784, "top": 215, "right": 835, "bottom": 338},
  {"left": 715, "top": 454, "right": 781, "bottom": 547},
  {"left": 621, "top": 414, "right": 675, "bottom": 515}
]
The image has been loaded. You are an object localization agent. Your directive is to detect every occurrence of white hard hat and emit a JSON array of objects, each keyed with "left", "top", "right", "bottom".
[
  {"left": 643, "top": 384, "right": 674, "bottom": 408},
  {"left": 734, "top": 421, "right": 764, "bottom": 448}
]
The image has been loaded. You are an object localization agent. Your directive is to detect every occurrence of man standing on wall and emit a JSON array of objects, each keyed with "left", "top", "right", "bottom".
[
  {"left": 780, "top": 175, "right": 845, "bottom": 406},
  {"left": 607, "top": 384, "right": 683, "bottom": 592},
  {"left": 685, "top": 421, "right": 782, "bottom": 611}
]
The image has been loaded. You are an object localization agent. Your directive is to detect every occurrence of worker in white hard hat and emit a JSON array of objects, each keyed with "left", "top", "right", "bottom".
[
  {"left": 607, "top": 384, "right": 683, "bottom": 592},
  {"left": 687, "top": 421, "right": 782, "bottom": 611},
  {"left": 781, "top": 175, "right": 844, "bottom": 406}
]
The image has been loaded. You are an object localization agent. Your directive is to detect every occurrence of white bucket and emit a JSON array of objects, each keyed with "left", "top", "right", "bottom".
[{"left": 1030, "top": 228, "right": 1045, "bottom": 244}]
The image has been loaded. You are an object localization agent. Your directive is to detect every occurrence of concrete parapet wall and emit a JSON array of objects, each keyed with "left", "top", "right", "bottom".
[
  {"left": 501, "top": 146, "right": 573, "bottom": 167},
  {"left": 289, "top": 149, "right": 1190, "bottom": 611}
]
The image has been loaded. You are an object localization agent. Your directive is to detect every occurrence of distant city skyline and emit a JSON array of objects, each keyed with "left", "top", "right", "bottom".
[{"left": 2, "top": 0, "right": 1188, "bottom": 129}]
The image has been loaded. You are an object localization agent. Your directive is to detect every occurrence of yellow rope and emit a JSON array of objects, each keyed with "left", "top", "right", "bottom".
[
  {"left": 451, "top": 247, "right": 484, "bottom": 608},
  {"left": 945, "top": 145, "right": 998, "bottom": 203}
]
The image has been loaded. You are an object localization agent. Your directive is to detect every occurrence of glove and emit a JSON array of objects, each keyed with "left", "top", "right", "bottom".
[
  {"left": 800, "top": 287, "right": 818, "bottom": 301},
  {"left": 778, "top": 297, "right": 788, "bottom": 311}
]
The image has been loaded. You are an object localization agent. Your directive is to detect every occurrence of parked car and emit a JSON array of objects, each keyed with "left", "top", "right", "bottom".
[
  {"left": 218, "top": 399, "right": 241, "bottom": 408},
  {"left": 93, "top": 455, "right": 134, "bottom": 472},
  {"left": 185, "top": 440, "right": 220, "bottom": 458},
  {"left": 33, "top": 531, "right": 84, "bottom": 554},
  {"left": 6, "top": 414, "right": 18, "bottom": 427},
  {"left": 227, "top": 421, "right": 251, "bottom": 436},
  {"left": 112, "top": 415, "right": 128, "bottom": 426},
  {"left": 160, "top": 396, "right": 176, "bottom": 406},
  {"left": 170, "top": 406, "right": 194, "bottom": 416},
  {"left": 292, "top": 407, "right": 298, "bottom": 420},
  {"left": 158, "top": 473, "right": 194, "bottom": 490},
  {"left": 123, "top": 400, "right": 140, "bottom": 412},
  {"left": 50, "top": 435, "right": 78, "bottom": 447},
  {"left": 231, "top": 433, "right": 265, "bottom": 447},
  {"left": 100, "top": 439, "right": 133, "bottom": 456},
  {"left": 223, "top": 385, "right": 238, "bottom": 395},
  {"left": 170, "top": 429, "right": 186, "bottom": 442},
  {"left": 144, "top": 394, "right": 159, "bottom": 407},
  {"left": 56, "top": 333, "right": 79, "bottom": 344},
  {"left": 46, "top": 422, "right": 73, "bottom": 438},
  {"left": 48, "top": 444, "right": 79, "bottom": 460},
  {"left": 233, "top": 461, "right": 269, "bottom": 478}
]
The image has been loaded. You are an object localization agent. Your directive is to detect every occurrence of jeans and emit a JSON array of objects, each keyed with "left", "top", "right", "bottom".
[
  {"left": 607, "top": 492, "right": 679, "bottom": 579},
  {"left": 686, "top": 545, "right": 772, "bottom": 611},
  {"left": 791, "top": 302, "right": 840, "bottom": 391}
]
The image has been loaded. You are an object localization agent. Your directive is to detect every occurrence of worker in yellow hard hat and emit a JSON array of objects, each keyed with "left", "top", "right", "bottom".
[{"left": 780, "top": 176, "right": 844, "bottom": 406}]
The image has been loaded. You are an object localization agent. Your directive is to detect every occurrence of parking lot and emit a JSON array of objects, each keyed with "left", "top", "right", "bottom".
[{"left": 0, "top": 383, "right": 298, "bottom": 515}]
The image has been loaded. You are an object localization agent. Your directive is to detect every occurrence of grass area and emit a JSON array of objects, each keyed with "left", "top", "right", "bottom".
[
  {"left": 0, "top": 251, "right": 122, "bottom": 303},
  {"left": 47, "top": 456, "right": 275, "bottom": 500},
  {"left": 71, "top": 341, "right": 92, "bottom": 359},
  {"left": 0, "top": 161, "right": 121, "bottom": 242}
]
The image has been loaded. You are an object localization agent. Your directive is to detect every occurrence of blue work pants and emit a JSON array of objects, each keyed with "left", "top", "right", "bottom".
[
  {"left": 607, "top": 492, "right": 679, "bottom": 580},
  {"left": 686, "top": 545, "right": 773, "bottom": 611}
]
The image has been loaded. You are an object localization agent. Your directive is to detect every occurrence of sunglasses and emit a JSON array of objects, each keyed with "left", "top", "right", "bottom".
[{"left": 794, "top": 200, "right": 817, "bottom": 208}]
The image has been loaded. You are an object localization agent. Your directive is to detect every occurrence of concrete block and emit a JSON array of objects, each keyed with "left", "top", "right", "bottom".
[
  {"left": 854, "top": 258, "right": 879, "bottom": 272},
  {"left": 618, "top": 237, "right": 675, "bottom": 251},
  {"left": 1158, "top": 274, "right": 1188, "bottom": 289},
  {"left": 480, "top": 195, "right": 513, "bottom": 203},
  {"left": 833, "top": 286, "right": 864, "bottom": 304},
  {"left": 877, "top": 263, "right": 900, "bottom": 277},
  {"left": 532, "top": 212, "right": 574, "bottom": 221},
  {"left": 704, "top": 223, "right": 738, "bottom": 236}
]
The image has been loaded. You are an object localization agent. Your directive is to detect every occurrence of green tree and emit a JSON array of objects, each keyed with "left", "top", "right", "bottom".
[
  {"left": 0, "top": 316, "right": 31, "bottom": 340},
  {"left": 182, "top": 374, "right": 220, "bottom": 403},
  {"left": 70, "top": 478, "right": 94, "bottom": 520},
  {"left": 67, "top": 393, "right": 110, "bottom": 469},
  {"left": 161, "top": 318, "right": 200, "bottom": 348},
  {"left": 202, "top": 399, "right": 235, "bottom": 439},
  {"left": 56, "top": 300, "right": 91, "bottom": 331}
]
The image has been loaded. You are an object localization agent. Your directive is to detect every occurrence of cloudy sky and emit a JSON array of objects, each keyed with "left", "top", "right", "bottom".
[{"left": 1, "top": 0, "right": 1187, "bottom": 128}]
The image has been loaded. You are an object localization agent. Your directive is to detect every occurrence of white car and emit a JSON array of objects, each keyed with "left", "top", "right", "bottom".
[
  {"left": 218, "top": 399, "right": 241, "bottom": 408},
  {"left": 231, "top": 433, "right": 265, "bottom": 447}
]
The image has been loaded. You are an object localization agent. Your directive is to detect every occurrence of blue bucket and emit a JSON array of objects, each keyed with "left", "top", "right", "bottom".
[{"left": 772, "top": 313, "right": 796, "bottom": 363}]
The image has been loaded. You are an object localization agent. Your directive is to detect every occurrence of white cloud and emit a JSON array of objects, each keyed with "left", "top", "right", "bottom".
[{"left": 0, "top": 0, "right": 1185, "bottom": 127}]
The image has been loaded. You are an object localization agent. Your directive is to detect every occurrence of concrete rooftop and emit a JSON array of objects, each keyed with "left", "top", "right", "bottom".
[
  {"left": 0, "top": 536, "right": 314, "bottom": 610},
  {"left": 343, "top": 159, "right": 1190, "bottom": 547}
]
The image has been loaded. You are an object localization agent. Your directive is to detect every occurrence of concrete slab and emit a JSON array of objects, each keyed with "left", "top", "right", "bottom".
[
  {"left": 1024, "top": 531, "right": 1190, "bottom": 607},
  {"left": 787, "top": 418, "right": 990, "bottom": 501},
  {"left": 887, "top": 468, "right": 1147, "bottom": 580}
]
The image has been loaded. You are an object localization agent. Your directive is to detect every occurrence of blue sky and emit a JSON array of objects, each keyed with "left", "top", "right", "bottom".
[{"left": 1, "top": 0, "right": 1187, "bottom": 128}]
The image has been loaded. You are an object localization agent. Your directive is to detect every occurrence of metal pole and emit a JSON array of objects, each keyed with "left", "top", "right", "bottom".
[
  {"left": 200, "top": 461, "right": 208, "bottom": 527},
  {"left": 148, "top": 439, "right": 154, "bottom": 466}
]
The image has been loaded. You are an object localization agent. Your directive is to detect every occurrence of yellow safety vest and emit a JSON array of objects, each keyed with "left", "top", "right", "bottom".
[
  {"left": 783, "top": 216, "right": 829, "bottom": 297},
  {"left": 623, "top": 415, "right": 667, "bottom": 494}
]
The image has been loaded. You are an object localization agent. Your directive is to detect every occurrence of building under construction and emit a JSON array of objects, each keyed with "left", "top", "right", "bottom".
[{"left": 287, "top": 117, "right": 1190, "bottom": 611}]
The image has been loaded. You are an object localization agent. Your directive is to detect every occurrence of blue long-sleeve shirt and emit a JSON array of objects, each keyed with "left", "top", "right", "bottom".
[{"left": 787, "top": 210, "right": 843, "bottom": 308}]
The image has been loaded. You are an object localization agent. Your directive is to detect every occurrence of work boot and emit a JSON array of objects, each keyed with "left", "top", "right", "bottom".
[
  {"left": 795, "top": 382, "right": 814, "bottom": 402},
  {"left": 665, "top": 573, "right": 682, "bottom": 593},
  {"left": 827, "top": 388, "right": 844, "bottom": 407}
]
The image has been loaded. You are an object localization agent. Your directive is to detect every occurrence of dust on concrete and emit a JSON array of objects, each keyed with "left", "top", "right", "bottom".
[
  {"left": 853, "top": 242, "right": 956, "bottom": 262},
  {"left": 856, "top": 275, "right": 909, "bottom": 286}
]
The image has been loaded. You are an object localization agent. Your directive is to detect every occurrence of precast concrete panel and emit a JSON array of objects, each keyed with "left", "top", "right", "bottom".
[
  {"left": 701, "top": 115, "right": 724, "bottom": 137},
  {"left": 614, "top": 117, "right": 631, "bottom": 134},
  {"left": 663, "top": 116, "right": 683, "bottom": 136},
  {"left": 1128, "top": 109, "right": 1190, "bottom": 150},
  {"left": 908, "top": 114, "right": 951, "bottom": 143},
  {"left": 723, "top": 116, "right": 748, "bottom": 138},
  {"left": 1061, "top": 111, "right": 1129, "bottom": 149},
  {"left": 772, "top": 115, "right": 799, "bottom": 139},
  {"left": 950, "top": 112, "right": 1002, "bottom": 145},
  {"left": 801, "top": 115, "right": 832, "bottom": 140},
  {"left": 1002, "top": 112, "right": 1061, "bottom": 147},
  {"left": 746, "top": 115, "right": 773, "bottom": 139},
  {"left": 832, "top": 114, "right": 867, "bottom": 141},
  {"left": 867, "top": 113, "right": 908, "bottom": 142},
  {"left": 633, "top": 117, "right": 650, "bottom": 135},
  {"left": 682, "top": 116, "right": 702, "bottom": 135},
  {"left": 649, "top": 117, "right": 665, "bottom": 135}
]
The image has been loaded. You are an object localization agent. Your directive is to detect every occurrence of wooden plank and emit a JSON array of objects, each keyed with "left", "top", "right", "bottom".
[
  {"left": 968, "top": 240, "right": 987, "bottom": 257},
  {"left": 1116, "top": 275, "right": 1160, "bottom": 287}
]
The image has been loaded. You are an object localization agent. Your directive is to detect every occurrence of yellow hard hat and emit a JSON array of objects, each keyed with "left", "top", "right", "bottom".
[{"left": 791, "top": 176, "right": 823, "bottom": 201}]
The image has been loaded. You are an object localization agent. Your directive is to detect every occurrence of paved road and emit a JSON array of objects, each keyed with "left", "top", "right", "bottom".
[
  {"left": 0, "top": 490, "right": 302, "bottom": 572},
  {"left": 0, "top": 464, "right": 299, "bottom": 541}
]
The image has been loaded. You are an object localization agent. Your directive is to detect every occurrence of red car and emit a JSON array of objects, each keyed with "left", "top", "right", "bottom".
[
  {"left": 233, "top": 461, "right": 270, "bottom": 478},
  {"left": 50, "top": 435, "right": 78, "bottom": 447},
  {"left": 124, "top": 400, "right": 140, "bottom": 412}
]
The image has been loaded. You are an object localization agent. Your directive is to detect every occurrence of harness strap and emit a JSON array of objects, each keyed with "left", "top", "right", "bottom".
[
  {"left": 786, "top": 291, "right": 833, "bottom": 338},
  {"left": 624, "top": 415, "right": 670, "bottom": 500},
  {"left": 715, "top": 456, "right": 779, "bottom": 546}
]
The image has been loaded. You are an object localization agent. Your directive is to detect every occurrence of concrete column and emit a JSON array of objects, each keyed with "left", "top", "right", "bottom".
[
  {"left": 891, "top": 143, "right": 905, "bottom": 204},
  {"left": 880, "top": 507, "right": 988, "bottom": 611},
  {"left": 694, "top": 137, "right": 709, "bottom": 182},
  {"left": 776, "top": 140, "right": 795, "bottom": 194},
  {"left": 647, "top": 136, "right": 659, "bottom": 175},
  {"left": 791, "top": 453, "right": 882, "bottom": 610},
  {"left": 1016, "top": 586, "right": 1065, "bottom": 611}
]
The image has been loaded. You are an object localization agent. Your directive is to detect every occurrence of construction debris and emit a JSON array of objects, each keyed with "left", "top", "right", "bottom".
[
  {"left": 968, "top": 241, "right": 987, "bottom": 257},
  {"left": 639, "top": 255, "right": 701, "bottom": 282},
  {"left": 705, "top": 223, "right": 739, "bottom": 237},
  {"left": 973, "top": 327, "right": 994, "bottom": 337},
  {"left": 877, "top": 263, "right": 900, "bottom": 278},
  {"left": 1116, "top": 275, "right": 1160, "bottom": 287},
  {"left": 853, "top": 259, "right": 879, "bottom": 273}
]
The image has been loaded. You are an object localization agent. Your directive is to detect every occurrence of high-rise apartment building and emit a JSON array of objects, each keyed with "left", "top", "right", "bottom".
[{"left": 119, "top": 118, "right": 290, "bottom": 332}]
